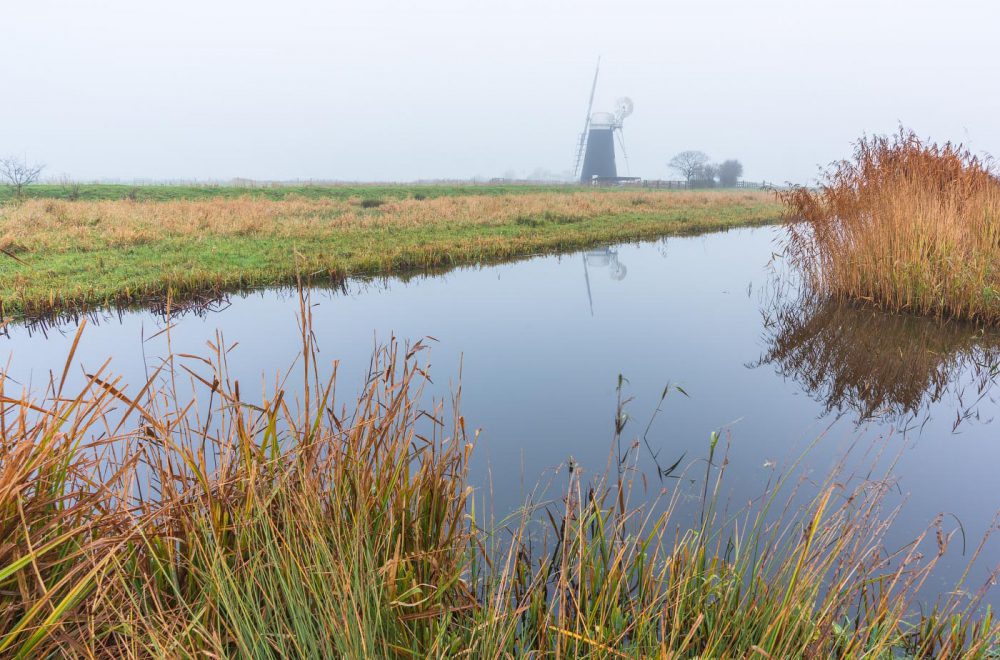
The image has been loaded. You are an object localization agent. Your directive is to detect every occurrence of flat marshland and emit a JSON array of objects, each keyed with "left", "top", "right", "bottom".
[
  {"left": 1, "top": 317, "right": 997, "bottom": 657},
  {"left": 0, "top": 186, "right": 780, "bottom": 319},
  {"left": 783, "top": 130, "right": 1000, "bottom": 323},
  {"left": 5, "top": 167, "right": 1000, "bottom": 656}
]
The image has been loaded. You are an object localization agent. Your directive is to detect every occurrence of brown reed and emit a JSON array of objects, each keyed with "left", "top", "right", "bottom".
[{"left": 782, "top": 128, "right": 1000, "bottom": 323}]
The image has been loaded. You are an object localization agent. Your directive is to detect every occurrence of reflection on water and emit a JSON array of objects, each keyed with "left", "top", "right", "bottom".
[
  {"left": 755, "top": 292, "right": 1000, "bottom": 430},
  {"left": 1, "top": 293, "right": 238, "bottom": 340},
  {"left": 582, "top": 247, "right": 627, "bottom": 315}
]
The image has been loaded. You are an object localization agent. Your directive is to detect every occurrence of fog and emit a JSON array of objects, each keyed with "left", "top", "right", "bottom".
[{"left": 2, "top": 0, "right": 998, "bottom": 184}]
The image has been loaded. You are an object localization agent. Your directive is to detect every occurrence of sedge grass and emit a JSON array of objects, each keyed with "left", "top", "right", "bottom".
[
  {"left": 0, "top": 189, "right": 780, "bottom": 320},
  {"left": 782, "top": 128, "right": 1000, "bottom": 323},
  {"left": 0, "top": 301, "right": 997, "bottom": 657}
]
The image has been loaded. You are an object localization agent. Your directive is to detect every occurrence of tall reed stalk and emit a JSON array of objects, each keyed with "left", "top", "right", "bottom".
[
  {"left": 782, "top": 128, "right": 1000, "bottom": 323},
  {"left": 0, "top": 305, "right": 997, "bottom": 656}
]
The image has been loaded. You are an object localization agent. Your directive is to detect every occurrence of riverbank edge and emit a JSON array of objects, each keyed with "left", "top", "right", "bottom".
[{"left": 0, "top": 205, "right": 781, "bottom": 322}]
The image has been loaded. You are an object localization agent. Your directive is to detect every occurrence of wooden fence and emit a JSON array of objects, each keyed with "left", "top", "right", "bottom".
[{"left": 638, "top": 180, "right": 776, "bottom": 191}]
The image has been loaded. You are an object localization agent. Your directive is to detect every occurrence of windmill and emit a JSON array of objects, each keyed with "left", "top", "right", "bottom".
[{"left": 572, "top": 60, "right": 635, "bottom": 183}]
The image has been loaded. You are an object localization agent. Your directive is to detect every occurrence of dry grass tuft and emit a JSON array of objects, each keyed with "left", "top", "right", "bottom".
[{"left": 782, "top": 129, "right": 1000, "bottom": 323}]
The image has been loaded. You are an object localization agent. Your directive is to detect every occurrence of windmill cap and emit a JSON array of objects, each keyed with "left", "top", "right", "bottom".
[{"left": 590, "top": 111, "right": 617, "bottom": 127}]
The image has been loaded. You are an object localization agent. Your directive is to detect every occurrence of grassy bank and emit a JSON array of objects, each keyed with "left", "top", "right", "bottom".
[
  {"left": 1, "top": 315, "right": 996, "bottom": 657},
  {"left": 782, "top": 129, "right": 1000, "bottom": 323},
  {"left": 0, "top": 189, "right": 780, "bottom": 320}
]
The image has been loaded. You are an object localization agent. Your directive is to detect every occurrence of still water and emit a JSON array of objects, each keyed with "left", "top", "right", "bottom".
[{"left": 4, "top": 226, "right": 1000, "bottom": 605}]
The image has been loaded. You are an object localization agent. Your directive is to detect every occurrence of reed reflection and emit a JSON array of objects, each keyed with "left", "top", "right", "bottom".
[{"left": 754, "top": 294, "right": 1000, "bottom": 429}]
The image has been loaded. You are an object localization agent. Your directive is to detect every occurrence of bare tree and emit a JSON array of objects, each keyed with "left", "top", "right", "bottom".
[
  {"left": 668, "top": 151, "right": 709, "bottom": 183},
  {"left": 718, "top": 159, "right": 744, "bottom": 187},
  {"left": 0, "top": 156, "right": 45, "bottom": 198}
]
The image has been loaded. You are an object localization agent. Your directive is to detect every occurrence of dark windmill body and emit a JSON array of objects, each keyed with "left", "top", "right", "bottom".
[
  {"left": 573, "top": 59, "right": 636, "bottom": 184},
  {"left": 580, "top": 113, "right": 619, "bottom": 181}
]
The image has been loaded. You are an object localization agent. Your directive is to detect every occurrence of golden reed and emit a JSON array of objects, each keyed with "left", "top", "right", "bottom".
[{"left": 782, "top": 128, "right": 1000, "bottom": 323}]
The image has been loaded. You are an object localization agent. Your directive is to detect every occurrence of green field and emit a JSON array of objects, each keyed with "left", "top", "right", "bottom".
[
  {"left": 0, "top": 185, "right": 782, "bottom": 320},
  {"left": 0, "top": 182, "right": 582, "bottom": 203}
]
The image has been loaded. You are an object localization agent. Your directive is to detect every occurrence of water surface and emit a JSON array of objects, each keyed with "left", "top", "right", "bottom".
[{"left": 4, "top": 226, "right": 999, "bottom": 605}]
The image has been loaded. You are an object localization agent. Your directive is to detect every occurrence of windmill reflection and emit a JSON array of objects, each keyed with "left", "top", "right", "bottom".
[
  {"left": 582, "top": 248, "right": 627, "bottom": 316},
  {"left": 753, "top": 295, "right": 1000, "bottom": 429}
]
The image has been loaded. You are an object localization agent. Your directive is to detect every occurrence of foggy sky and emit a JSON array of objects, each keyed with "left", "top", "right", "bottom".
[{"left": 3, "top": 0, "right": 998, "bottom": 185}]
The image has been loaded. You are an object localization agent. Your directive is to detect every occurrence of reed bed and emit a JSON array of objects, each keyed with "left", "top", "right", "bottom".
[
  {"left": 1, "top": 305, "right": 997, "bottom": 657},
  {"left": 782, "top": 129, "right": 1000, "bottom": 323},
  {"left": 0, "top": 190, "right": 779, "bottom": 320}
]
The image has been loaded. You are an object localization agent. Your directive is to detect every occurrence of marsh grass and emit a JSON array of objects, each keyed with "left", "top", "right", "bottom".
[
  {"left": 782, "top": 129, "right": 1000, "bottom": 323},
  {"left": 1, "top": 300, "right": 997, "bottom": 657},
  {"left": 0, "top": 189, "right": 779, "bottom": 320}
]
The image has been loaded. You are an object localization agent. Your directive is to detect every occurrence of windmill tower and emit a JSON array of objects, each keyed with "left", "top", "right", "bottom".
[{"left": 573, "top": 60, "right": 634, "bottom": 183}]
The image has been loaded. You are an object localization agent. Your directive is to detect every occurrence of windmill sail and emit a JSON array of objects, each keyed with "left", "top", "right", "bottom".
[{"left": 573, "top": 57, "right": 601, "bottom": 179}]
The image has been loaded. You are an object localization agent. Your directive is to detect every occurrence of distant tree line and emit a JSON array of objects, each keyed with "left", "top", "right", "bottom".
[{"left": 667, "top": 151, "right": 743, "bottom": 188}]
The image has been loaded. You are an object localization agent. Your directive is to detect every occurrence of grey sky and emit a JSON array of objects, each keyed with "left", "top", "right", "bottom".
[{"left": 3, "top": 0, "right": 998, "bottom": 184}]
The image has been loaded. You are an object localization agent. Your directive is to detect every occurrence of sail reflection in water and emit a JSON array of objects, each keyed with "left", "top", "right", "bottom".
[{"left": 754, "top": 293, "right": 1000, "bottom": 430}]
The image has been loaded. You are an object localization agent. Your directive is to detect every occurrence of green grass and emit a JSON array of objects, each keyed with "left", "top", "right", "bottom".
[
  {"left": 1, "top": 319, "right": 996, "bottom": 657},
  {"left": 0, "top": 182, "right": 584, "bottom": 203},
  {"left": 0, "top": 188, "right": 781, "bottom": 320}
]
